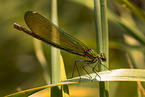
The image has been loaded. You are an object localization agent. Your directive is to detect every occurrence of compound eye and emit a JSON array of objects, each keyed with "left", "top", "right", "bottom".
[
  {"left": 100, "top": 53, "right": 106, "bottom": 61},
  {"left": 101, "top": 57, "right": 106, "bottom": 61},
  {"left": 101, "top": 53, "right": 105, "bottom": 56}
]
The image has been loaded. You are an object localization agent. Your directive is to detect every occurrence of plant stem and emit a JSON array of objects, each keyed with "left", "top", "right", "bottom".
[
  {"left": 50, "top": 0, "right": 62, "bottom": 97},
  {"left": 94, "top": 0, "right": 109, "bottom": 97},
  {"left": 33, "top": 39, "right": 50, "bottom": 84},
  {"left": 50, "top": 0, "right": 61, "bottom": 84}
]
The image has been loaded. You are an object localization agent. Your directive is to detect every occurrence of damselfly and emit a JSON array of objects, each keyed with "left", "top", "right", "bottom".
[{"left": 13, "top": 11, "right": 108, "bottom": 80}]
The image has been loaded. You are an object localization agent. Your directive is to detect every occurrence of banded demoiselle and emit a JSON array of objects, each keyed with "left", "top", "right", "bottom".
[{"left": 13, "top": 11, "right": 108, "bottom": 80}]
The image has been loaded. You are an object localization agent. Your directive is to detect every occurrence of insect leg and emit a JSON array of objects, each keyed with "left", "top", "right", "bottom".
[
  {"left": 100, "top": 63, "right": 110, "bottom": 70},
  {"left": 72, "top": 60, "right": 92, "bottom": 80},
  {"left": 92, "top": 60, "right": 110, "bottom": 71},
  {"left": 82, "top": 62, "right": 93, "bottom": 79},
  {"left": 92, "top": 60, "right": 101, "bottom": 79}
]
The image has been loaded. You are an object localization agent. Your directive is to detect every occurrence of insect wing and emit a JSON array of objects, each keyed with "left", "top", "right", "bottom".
[{"left": 24, "top": 11, "right": 88, "bottom": 56}]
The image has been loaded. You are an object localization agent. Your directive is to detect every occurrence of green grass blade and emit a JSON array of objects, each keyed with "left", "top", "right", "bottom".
[
  {"left": 94, "top": 0, "right": 109, "bottom": 96},
  {"left": 100, "top": 0, "right": 109, "bottom": 72},
  {"left": 33, "top": 39, "right": 50, "bottom": 84},
  {"left": 94, "top": 1, "right": 102, "bottom": 96},
  {"left": 50, "top": 0, "right": 61, "bottom": 84},
  {"left": 126, "top": 53, "right": 145, "bottom": 97},
  {"left": 50, "top": 0, "right": 69, "bottom": 97},
  {"left": 94, "top": 0, "right": 102, "bottom": 53},
  {"left": 108, "top": 9, "right": 145, "bottom": 46},
  {"left": 71, "top": 0, "right": 145, "bottom": 46},
  {"left": 60, "top": 54, "right": 70, "bottom": 97},
  {"left": 50, "top": 0, "right": 62, "bottom": 96},
  {"left": 5, "top": 69, "right": 145, "bottom": 97},
  {"left": 115, "top": 0, "right": 145, "bottom": 22},
  {"left": 100, "top": 0, "right": 109, "bottom": 97}
]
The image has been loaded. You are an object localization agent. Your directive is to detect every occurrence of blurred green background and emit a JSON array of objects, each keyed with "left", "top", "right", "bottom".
[{"left": 0, "top": 0, "right": 145, "bottom": 97}]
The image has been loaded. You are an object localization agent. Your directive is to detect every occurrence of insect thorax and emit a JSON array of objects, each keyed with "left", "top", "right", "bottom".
[{"left": 85, "top": 48, "right": 100, "bottom": 61}]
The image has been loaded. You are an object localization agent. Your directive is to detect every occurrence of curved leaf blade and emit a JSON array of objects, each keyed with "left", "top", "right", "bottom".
[
  {"left": 115, "top": 0, "right": 145, "bottom": 22},
  {"left": 5, "top": 69, "right": 145, "bottom": 97}
]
